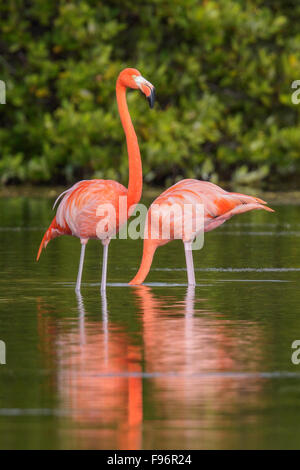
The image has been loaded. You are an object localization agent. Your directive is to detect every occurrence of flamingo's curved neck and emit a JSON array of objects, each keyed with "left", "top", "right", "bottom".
[
  {"left": 129, "top": 239, "right": 156, "bottom": 285},
  {"left": 116, "top": 81, "right": 142, "bottom": 210}
]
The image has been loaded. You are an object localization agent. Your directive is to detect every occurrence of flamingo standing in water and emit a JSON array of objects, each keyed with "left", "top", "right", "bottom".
[
  {"left": 37, "top": 68, "right": 155, "bottom": 292},
  {"left": 129, "top": 179, "right": 274, "bottom": 286}
]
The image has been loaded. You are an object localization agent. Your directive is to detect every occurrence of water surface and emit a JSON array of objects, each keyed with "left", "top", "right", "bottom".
[{"left": 0, "top": 194, "right": 300, "bottom": 449}]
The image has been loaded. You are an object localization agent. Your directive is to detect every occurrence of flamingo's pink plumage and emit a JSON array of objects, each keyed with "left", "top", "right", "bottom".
[
  {"left": 129, "top": 179, "right": 274, "bottom": 285},
  {"left": 36, "top": 179, "right": 127, "bottom": 260},
  {"left": 37, "top": 68, "right": 155, "bottom": 291}
]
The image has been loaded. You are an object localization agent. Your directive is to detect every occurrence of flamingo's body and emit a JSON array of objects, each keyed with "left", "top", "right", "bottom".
[
  {"left": 37, "top": 179, "right": 127, "bottom": 254},
  {"left": 129, "top": 179, "right": 274, "bottom": 285},
  {"left": 37, "top": 68, "right": 155, "bottom": 291}
]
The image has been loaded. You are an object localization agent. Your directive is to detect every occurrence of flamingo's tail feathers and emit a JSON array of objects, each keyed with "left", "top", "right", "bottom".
[
  {"left": 259, "top": 205, "right": 274, "bottom": 213},
  {"left": 206, "top": 202, "right": 274, "bottom": 233},
  {"left": 129, "top": 240, "right": 157, "bottom": 285},
  {"left": 233, "top": 201, "right": 274, "bottom": 214},
  {"left": 36, "top": 240, "right": 44, "bottom": 262},
  {"left": 36, "top": 217, "right": 62, "bottom": 261},
  {"left": 231, "top": 192, "right": 268, "bottom": 206},
  {"left": 227, "top": 201, "right": 274, "bottom": 217}
]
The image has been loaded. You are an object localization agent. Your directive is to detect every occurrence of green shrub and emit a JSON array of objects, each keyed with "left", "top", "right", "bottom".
[{"left": 1, "top": 0, "right": 300, "bottom": 187}]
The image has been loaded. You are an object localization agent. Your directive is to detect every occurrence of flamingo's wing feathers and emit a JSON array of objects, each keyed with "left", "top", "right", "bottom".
[{"left": 68, "top": 180, "right": 127, "bottom": 239}]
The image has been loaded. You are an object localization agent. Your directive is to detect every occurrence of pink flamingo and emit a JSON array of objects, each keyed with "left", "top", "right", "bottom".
[
  {"left": 37, "top": 68, "right": 155, "bottom": 292},
  {"left": 129, "top": 179, "right": 274, "bottom": 285}
]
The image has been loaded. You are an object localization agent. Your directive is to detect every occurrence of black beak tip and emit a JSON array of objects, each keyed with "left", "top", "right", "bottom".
[{"left": 147, "top": 87, "right": 155, "bottom": 109}]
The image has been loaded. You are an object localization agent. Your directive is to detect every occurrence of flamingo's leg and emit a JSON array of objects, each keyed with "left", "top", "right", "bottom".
[
  {"left": 184, "top": 241, "right": 196, "bottom": 286},
  {"left": 101, "top": 239, "right": 110, "bottom": 292},
  {"left": 75, "top": 239, "right": 88, "bottom": 293}
]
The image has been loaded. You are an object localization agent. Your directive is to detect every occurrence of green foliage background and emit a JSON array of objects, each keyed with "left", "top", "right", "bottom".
[{"left": 1, "top": 0, "right": 300, "bottom": 187}]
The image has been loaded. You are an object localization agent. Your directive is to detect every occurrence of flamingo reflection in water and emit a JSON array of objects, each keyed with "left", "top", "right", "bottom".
[
  {"left": 37, "top": 293, "right": 143, "bottom": 450},
  {"left": 37, "top": 288, "right": 264, "bottom": 449},
  {"left": 132, "top": 286, "right": 265, "bottom": 449}
]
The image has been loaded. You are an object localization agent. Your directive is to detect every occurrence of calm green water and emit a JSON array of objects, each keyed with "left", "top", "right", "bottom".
[{"left": 1, "top": 194, "right": 300, "bottom": 449}]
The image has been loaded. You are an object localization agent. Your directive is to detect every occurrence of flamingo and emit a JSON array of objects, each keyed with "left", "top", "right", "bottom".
[
  {"left": 129, "top": 179, "right": 274, "bottom": 286},
  {"left": 37, "top": 68, "right": 155, "bottom": 292}
]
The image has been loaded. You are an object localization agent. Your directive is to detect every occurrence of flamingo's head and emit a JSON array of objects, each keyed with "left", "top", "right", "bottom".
[{"left": 118, "top": 68, "right": 155, "bottom": 108}]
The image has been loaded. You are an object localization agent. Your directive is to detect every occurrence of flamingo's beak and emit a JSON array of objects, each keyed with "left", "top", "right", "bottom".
[
  {"left": 147, "top": 87, "right": 156, "bottom": 109},
  {"left": 134, "top": 76, "right": 155, "bottom": 108}
]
